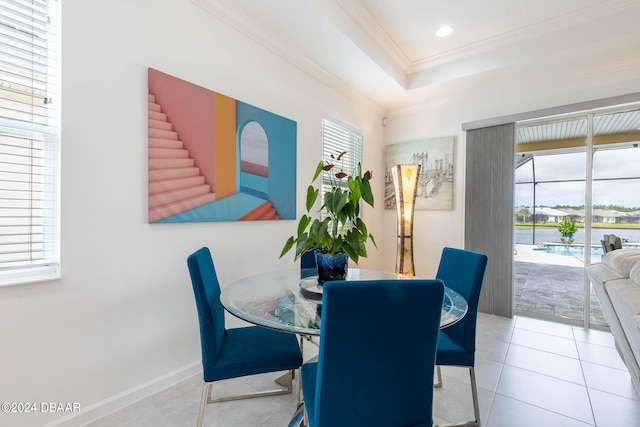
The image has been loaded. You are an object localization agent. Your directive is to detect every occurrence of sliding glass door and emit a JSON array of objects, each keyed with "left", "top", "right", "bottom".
[
  {"left": 514, "top": 117, "right": 588, "bottom": 325},
  {"left": 514, "top": 106, "right": 640, "bottom": 328},
  {"left": 589, "top": 110, "right": 640, "bottom": 325}
]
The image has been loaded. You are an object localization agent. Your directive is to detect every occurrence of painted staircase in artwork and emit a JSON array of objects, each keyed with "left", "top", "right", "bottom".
[
  {"left": 148, "top": 94, "right": 279, "bottom": 222},
  {"left": 148, "top": 94, "right": 216, "bottom": 222},
  {"left": 238, "top": 200, "right": 279, "bottom": 220}
]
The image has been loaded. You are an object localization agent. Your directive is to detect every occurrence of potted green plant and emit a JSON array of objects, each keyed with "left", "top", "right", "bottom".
[
  {"left": 280, "top": 151, "right": 376, "bottom": 283},
  {"left": 557, "top": 218, "right": 578, "bottom": 244}
]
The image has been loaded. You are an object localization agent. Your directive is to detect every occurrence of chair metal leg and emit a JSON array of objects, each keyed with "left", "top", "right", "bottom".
[
  {"left": 211, "top": 370, "right": 295, "bottom": 403},
  {"left": 469, "top": 367, "right": 481, "bottom": 426},
  {"left": 197, "top": 383, "right": 211, "bottom": 427},
  {"left": 435, "top": 365, "right": 443, "bottom": 387},
  {"left": 276, "top": 370, "right": 293, "bottom": 387},
  {"left": 294, "top": 368, "right": 302, "bottom": 406},
  {"left": 434, "top": 367, "right": 480, "bottom": 427},
  {"left": 287, "top": 401, "right": 306, "bottom": 427},
  {"left": 197, "top": 369, "right": 297, "bottom": 423}
]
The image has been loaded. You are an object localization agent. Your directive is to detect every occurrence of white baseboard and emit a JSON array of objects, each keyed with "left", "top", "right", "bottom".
[{"left": 42, "top": 362, "right": 202, "bottom": 427}]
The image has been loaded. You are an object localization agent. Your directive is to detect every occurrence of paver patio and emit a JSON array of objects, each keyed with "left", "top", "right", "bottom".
[{"left": 514, "top": 245, "right": 607, "bottom": 326}]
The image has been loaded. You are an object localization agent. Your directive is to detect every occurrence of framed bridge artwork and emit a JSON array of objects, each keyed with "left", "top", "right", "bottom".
[
  {"left": 384, "top": 136, "right": 455, "bottom": 211},
  {"left": 147, "top": 68, "right": 296, "bottom": 223}
]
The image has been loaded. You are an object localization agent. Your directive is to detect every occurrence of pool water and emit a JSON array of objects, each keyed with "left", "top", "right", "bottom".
[{"left": 532, "top": 244, "right": 604, "bottom": 261}]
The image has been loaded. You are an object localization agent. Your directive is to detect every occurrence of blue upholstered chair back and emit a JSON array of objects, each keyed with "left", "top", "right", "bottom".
[
  {"left": 300, "top": 250, "right": 316, "bottom": 278},
  {"left": 187, "top": 247, "right": 227, "bottom": 377},
  {"left": 436, "top": 247, "right": 488, "bottom": 355},
  {"left": 314, "top": 279, "right": 444, "bottom": 427},
  {"left": 300, "top": 250, "right": 316, "bottom": 269}
]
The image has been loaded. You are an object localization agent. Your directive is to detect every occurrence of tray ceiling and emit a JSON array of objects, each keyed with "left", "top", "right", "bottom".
[{"left": 193, "top": 0, "right": 640, "bottom": 112}]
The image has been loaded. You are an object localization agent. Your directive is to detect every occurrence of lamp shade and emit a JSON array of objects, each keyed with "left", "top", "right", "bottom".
[{"left": 392, "top": 164, "right": 420, "bottom": 275}]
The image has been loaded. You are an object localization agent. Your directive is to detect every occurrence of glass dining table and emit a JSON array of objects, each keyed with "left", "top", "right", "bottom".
[{"left": 220, "top": 268, "right": 468, "bottom": 336}]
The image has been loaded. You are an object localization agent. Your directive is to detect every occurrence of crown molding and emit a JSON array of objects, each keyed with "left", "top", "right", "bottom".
[
  {"left": 190, "top": 0, "right": 385, "bottom": 114},
  {"left": 408, "top": 0, "right": 640, "bottom": 72},
  {"left": 340, "top": 0, "right": 640, "bottom": 74},
  {"left": 311, "top": 0, "right": 407, "bottom": 88},
  {"left": 333, "top": 0, "right": 412, "bottom": 70}
]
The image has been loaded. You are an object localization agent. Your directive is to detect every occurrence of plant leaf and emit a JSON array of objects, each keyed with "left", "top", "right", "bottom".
[
  {"left": 280, "top": 236, "right": 295, "bottom": 258},
  {"left": 343, "top": 243, "right": 356, "bottom": 262},
  {"left": 355, "top": 217, "right": 367, "bottom": 238},
  {"left": 295, "top": 234, "right": 309, "bottom": 257},
  {"left": 369, "top": 233, "right": 378, "bottom": 249},
  {"left": 349, "top": 177, "right": 361, "bottom": 202},
  {"left": 312, "top": 160, "right": 324, "bottom": 181},
  {"left": 305, "top": 185, "right": 319, "bottom": 212},
  {"left": 310, "top": 219, "right": 329, "bottom": 248},
  {"left": 297, "top": 214, "right": 311, "bottom": 236},
  {"left": 360, "top": 178, "right": 374, "bottom": 207},
  {"left": 332, "top": 189, "right": 348, "bottom": 213}
]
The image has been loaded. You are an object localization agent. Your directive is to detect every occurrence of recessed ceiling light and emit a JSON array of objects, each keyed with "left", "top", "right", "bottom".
[{"left": 436, "top": 25, "right": 454, "bottom": 38}]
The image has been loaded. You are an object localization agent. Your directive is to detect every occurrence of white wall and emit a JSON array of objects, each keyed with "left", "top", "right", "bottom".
[
  {"left": 0, "top": 1, "right": 383, "bottom": 426},
  {"left": 382, "top": 48, "right": 640, "bottom": 278}
]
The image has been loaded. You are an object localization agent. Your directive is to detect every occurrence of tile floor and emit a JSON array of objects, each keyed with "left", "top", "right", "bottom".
[{"left": 86, "top": 314, "right": 640, "bottom": 427}]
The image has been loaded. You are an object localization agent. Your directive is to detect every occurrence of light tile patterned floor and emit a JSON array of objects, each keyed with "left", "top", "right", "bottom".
[{"left": 86, "top": 314, "right": 640, "bottom": 426}]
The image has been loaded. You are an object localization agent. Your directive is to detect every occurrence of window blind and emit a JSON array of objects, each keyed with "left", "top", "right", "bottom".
[
  {"left": 0, "top": 0, "right": 59, "bottom": 285},
  {"left": 321, "top": 117, "right": 363, "bottom": 219},
  {"left": 465, "top": 124, "right": 515, "bottom": 317}
]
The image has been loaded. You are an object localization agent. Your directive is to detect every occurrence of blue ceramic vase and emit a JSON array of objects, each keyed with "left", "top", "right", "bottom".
[
  {"left": 314, "top": 250, "right": 348, "bottom": 284},
  {"left": 561, "top": 234, "right": 575, "bottom": 244}
]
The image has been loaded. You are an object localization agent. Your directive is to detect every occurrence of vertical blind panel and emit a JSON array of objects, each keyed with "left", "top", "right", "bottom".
[
  {"left": 0, "top": 0, "right": 58, "bottom": 273},
  {"left": 465, "top": 123, "right": 515, "bottom": 318}
]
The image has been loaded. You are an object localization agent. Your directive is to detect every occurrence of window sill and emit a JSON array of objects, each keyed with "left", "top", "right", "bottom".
[{"left": 0, "top": 265, "right": 61, "bottom": 288}]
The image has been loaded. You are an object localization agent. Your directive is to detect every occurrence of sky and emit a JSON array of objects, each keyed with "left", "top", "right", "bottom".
[
  {"left": 239, "top": 121, "right": 269, "bottom": 166},
  {"left": 515, "top": 146, "right": 640, "bottom": 209}
]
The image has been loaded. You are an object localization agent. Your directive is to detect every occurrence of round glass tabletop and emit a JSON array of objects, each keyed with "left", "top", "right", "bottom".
[{"left": 220, "top": 268, "right": 468, "bottom": 336}]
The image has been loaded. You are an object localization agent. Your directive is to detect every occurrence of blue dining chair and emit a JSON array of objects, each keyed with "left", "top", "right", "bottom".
[
  {"left": 187, "top": 247, "right": 304, "bottom": 427},
  {"left": 434, "top": 247, "right": 488, "bottom": 427},
  {"left": 301, "top": 279, "right": 445, "bottom": 427},
  {"left": 300, "top": 249, "right": 316, "bottom": 278}
]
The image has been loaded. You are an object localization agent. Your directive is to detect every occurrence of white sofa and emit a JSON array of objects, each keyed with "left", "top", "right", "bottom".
[{"left": 586, "top": 248, "right": 640, "bottom": 394}]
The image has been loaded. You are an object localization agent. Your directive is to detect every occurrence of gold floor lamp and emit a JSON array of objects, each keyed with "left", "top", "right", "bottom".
[{"left": 392, "top": 164, "right": 421, "bottom": 275}]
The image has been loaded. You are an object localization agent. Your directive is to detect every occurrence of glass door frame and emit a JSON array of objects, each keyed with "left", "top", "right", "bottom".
[{"left": 516, "top": 103, "right": 640, "bottom": 329}]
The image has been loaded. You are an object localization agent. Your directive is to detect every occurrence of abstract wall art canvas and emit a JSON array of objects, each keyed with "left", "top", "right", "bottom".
[
  {"left": 148, "top": 68, "right": 296, "bottom": 223},
  {"left": 384, "top": 136, "right": 454, "bottom": 211}
]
